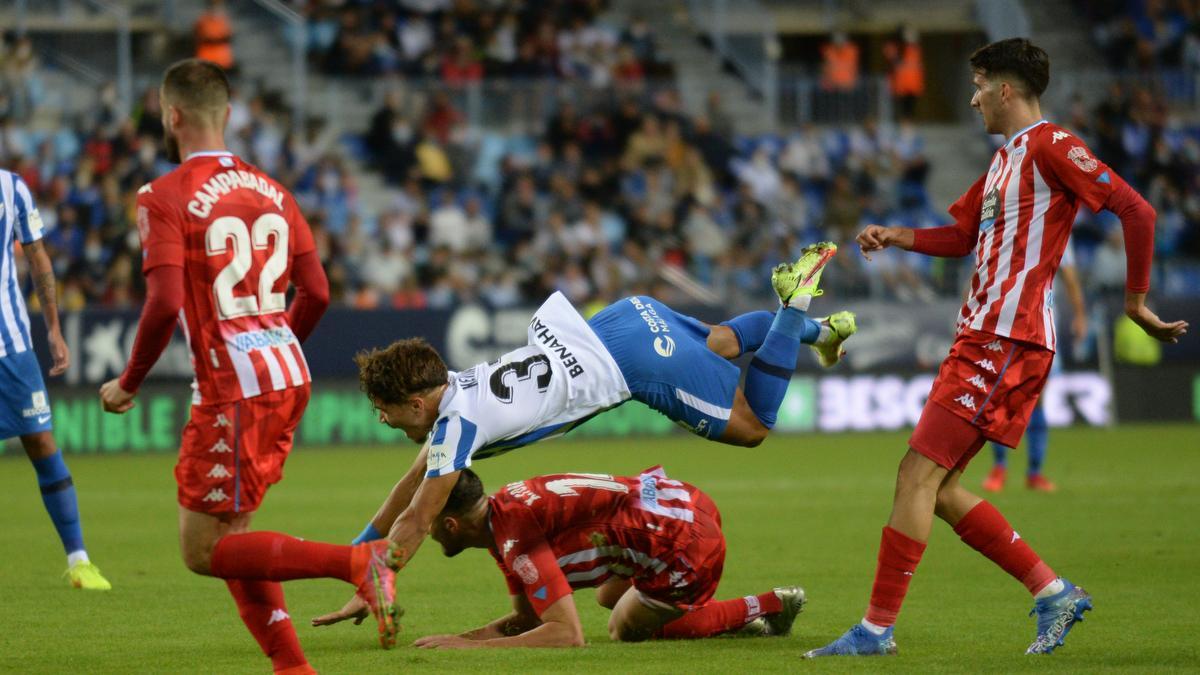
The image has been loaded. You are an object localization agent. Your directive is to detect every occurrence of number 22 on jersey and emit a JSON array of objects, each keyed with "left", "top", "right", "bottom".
[{"left": 206, "top": 213, "right": 289, "bottom": 320}]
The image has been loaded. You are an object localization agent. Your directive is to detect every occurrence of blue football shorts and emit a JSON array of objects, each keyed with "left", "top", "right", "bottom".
[
  {"left": 588, "top": 296, "right": 740, "bottom": 439},
  {"left": 0, "top": 349, "right": 53, "bottom": 440}
]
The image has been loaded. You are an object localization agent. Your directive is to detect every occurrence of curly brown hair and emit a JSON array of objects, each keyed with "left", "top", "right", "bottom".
[{"left": 354, "top": 338, "right": 448, "bottom": 405}]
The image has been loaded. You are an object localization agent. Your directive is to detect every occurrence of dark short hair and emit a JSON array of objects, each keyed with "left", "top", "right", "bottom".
[
  {"left": 440, "top": 468, "right": 485, "bottom": 516},
  {"left": 161, "top": 58, "right": 230, "bottom": 122},
  {"left": 354, "top": 337, "right": 448, "bottom": 405},
  {"left": 969, "top": 38, "right": 1049, "bottom": 98}
]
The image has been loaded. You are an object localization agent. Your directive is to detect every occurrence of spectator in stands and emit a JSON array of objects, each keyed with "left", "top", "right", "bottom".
[
  {"left": 883, "top": 24, "right": 925, "bottom": 118},
  {"left": 367, "top": 91, "right": 417, "bottom": 184},
  {"left": 442, "top": 36, "right": 484, "bottom": 86},
  {"left": 820, "top": 30, "right": 859, "bottom": 91},
  {"left": 194, "top": 0, "right": 236, "bottom": 73}
]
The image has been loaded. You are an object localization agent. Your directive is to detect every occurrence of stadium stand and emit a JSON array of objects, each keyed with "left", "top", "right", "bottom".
[{"left": 0, "top": 1, "right": 1196, "bottom": 316}]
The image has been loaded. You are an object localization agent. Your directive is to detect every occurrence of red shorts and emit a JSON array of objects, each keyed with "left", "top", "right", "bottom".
[
  {"left": 176, "top": 384, "right": 310, "bottom": 514},
  {"left": 910, "top": 330, "right": 1052, "bottom": 471},
  {"left": 635, "top": 492, "right": 726, "bottom": 611}
]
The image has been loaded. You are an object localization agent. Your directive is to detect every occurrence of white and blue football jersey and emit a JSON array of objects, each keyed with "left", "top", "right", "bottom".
[
  {"left": 0, "top": 170, "right": 43, "bottom": 358},
  {"left": 425, "top": 292, "right": 631, "bottom": 478}
]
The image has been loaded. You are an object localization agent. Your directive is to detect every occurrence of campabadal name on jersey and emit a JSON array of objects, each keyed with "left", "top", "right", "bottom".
[{"left": 187, "top": 169, "right": 286, "bottom": 218}]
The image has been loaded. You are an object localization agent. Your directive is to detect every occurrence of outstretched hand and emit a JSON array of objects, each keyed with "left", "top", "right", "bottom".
[
  {"left": 311, "top": 594, "right": 369, "bottom": 627},
  {"left": 1127, "top": 304, "right": 1188, "bottom": 344},
  {"left": 413, "top": 634, "right": 480, "bottom": 650}
]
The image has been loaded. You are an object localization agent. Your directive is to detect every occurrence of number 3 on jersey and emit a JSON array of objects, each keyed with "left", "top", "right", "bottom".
[
  {"left": 206, "top": 214, "right": 289, "bottom": 319},
  {"left": 489, "top": 354, "right": 552, "bottom": 403}
]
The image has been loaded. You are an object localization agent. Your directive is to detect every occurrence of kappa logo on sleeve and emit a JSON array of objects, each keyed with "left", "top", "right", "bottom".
[{"left": 1051, "top": 130, "right": 1070, "bottom": 144}]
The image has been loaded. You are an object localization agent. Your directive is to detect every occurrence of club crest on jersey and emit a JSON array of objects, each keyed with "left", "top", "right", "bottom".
[
  {"left": 513, "top": 554, "right": 539, "bottom": 584},
  {"left": 653, "top": 335, "right": 675, "bottom": 358},
  {"left": 1067, "top": 146, "right": 1098, "bottom": 172},
  {"left": 1052, "top": 130, "right": 1070, "bottom": 144}
]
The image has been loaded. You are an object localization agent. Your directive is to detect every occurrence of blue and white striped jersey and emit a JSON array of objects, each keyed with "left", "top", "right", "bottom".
[
  {"left": 425, "top": 292, "right": 631, "bottom": 478},
  {"left": 0, "top": 170, "right": 44, "bottom": 358}
]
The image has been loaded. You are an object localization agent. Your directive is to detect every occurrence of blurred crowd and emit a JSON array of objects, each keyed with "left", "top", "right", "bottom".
[
  {"left": 301, "top": 0, "right": 666, "bottom": 87},
  {"left": 1077, "top": 0, "right": 1200, "bottom": 73},
  {"left": 1, "top": 1, "right": 1197, "bottom": 315},
  {"left": 1048, "top": 82, "right": 1200, "bottom": 295}
]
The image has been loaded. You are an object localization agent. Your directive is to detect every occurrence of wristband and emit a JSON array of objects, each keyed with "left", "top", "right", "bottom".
[{"left": 352, "top": 522, "right": 383, "bottom": 544}]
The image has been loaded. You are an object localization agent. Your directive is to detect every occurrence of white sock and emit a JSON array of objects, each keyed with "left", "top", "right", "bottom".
[
  {"left": 860, "top": 618, "right": 889, "bottom": 635},
  {"left": 67, "top": 550, "right": 90, "bottom": 567},
  {"left": 789, "top": 295, "right": 812, "bottom": 312},
  {"left": 1034, "top": 578, "right": 1065, "bottom": 600},
  {"left": 815, "top": 325, "right": 833, "bottom": 345}
]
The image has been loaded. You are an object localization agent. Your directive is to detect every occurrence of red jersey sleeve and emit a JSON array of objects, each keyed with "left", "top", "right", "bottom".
[
  {"left": 489, "top": 499, "right": 573, "bottom": 617},
  {"left": 910, "top": 173, "right": 984, "bottom": 257},
  {"left": 136, "top": 186, "right": 185, "bottom": 273},
  {"left": 1036, "top": 129, "right": 1115, "bottom": 213},
  {"left": 287, "top": 198, "right": 316, "bottom": 258}
]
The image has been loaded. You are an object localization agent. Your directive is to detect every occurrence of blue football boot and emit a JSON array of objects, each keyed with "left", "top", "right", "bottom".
[
  {"left": 802, "top": 623, "right": 898, "bottom": 658},
  {"left": 1026, "top": 579, "right": 1093, "bottom": 654}
]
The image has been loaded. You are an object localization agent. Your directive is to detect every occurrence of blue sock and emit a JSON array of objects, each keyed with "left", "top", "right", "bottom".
[
  {"left": 720, "top": 311, "right": 775, "bottom": 355},
  {"left": 721, "top": 310, "right": 821, "bottom": 356},
  {"left": 992, "top": 442, "right": 1008, "bottom": 468},
  {"left": 1026, "top": 405, "right": 1048, "bottom": 477},
  {"left": 744, "top": 307, "right": 808, "bottom": 428},
  {"left": 32, "top": 450, "right": 85, "bottom": 555}
]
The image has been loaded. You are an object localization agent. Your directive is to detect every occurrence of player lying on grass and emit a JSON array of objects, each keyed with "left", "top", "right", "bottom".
[
  {"left": 315, "top": 466, "right": 806, "bottom": 647},
  {"left": 323, "top": 243, "right": 855, "bottom": 633}
]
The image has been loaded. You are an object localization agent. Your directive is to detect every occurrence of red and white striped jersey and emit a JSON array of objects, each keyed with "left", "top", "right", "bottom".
[
  {"left": 951, "top": 120, "right": 1115, "bottom": 351},
  {"left": 136, "top": 152, "right": 315, "bottom": 404},
  {"left": 487, "top": 467, "right": 704, "bottom": 615}
]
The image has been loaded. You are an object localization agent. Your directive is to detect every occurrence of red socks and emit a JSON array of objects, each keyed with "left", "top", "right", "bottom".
[
  {"left": 225, "top": 579, "right": 308, "bottom": 672},
  {"left": 210, "top": 531, "right": 355, "bottom": 584},
  {"left": 865, "top": 526, "right": 927, "bottom": 628},
  {"left": 954, "top": 501, "right": 1056, "bottom": 595},
  {"left": 656, "top": 592, "right": 783, "bottom": 639}
]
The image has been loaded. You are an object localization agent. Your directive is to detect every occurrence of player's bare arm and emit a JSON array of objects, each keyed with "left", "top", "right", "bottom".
[
  {"left": 22, "top": 239, "right": 69, "bottom": 376},
  {"left": 414, "top": 594, "right": 584, "bottom": 649},
  {"left": 452, "top": 594, "right": 542, "bottom": 641},
  {"left": 368, "top": 442, "right": 430, "bottom": 535},
  {"left": 855, "top": 225, "right": 915, "bottom": 260},
  {"left": 1123, "top": 291, "right": 1188, "bottom": 344},
  {"left": 1058, "top": 263, "right": 1089, "bottom": 342},
  {"left": 385, "top": 469, "right": 460, "bottom": 568}
]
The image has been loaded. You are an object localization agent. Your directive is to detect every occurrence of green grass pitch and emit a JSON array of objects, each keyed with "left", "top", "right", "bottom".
[{"left": 2, "top": 424, "right": 1199, "bottom": 673}]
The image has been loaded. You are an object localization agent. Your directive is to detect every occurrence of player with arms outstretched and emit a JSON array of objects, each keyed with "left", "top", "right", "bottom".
[
  {"left": 320, "top": 467, "right": 806, "bottom": 646},
  {"left": 99, "top": 59, "right": 402, "bottom": 672},
  {"left": 318, "top": 243, "right": 856, "bottom": 622},
  {"left": 805, "top": 38, "right": 1187, "bottom": 658},
  {"left": 0, "top": 169, "right": 110, "bottom": 589}
]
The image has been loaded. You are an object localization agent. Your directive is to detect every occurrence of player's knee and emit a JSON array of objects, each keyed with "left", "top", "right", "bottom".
[
  {"left": 608, "top": 621, "right": 648, "bottom": 643},
  {"left": 933, "top": 487, "right": 957, "bottom": 521},
  {"left": 179, "top": 537, "right": 218, "bottom": 575},
  {"left": 180, "top": 547, "right": 212, "bottom": 575}
]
